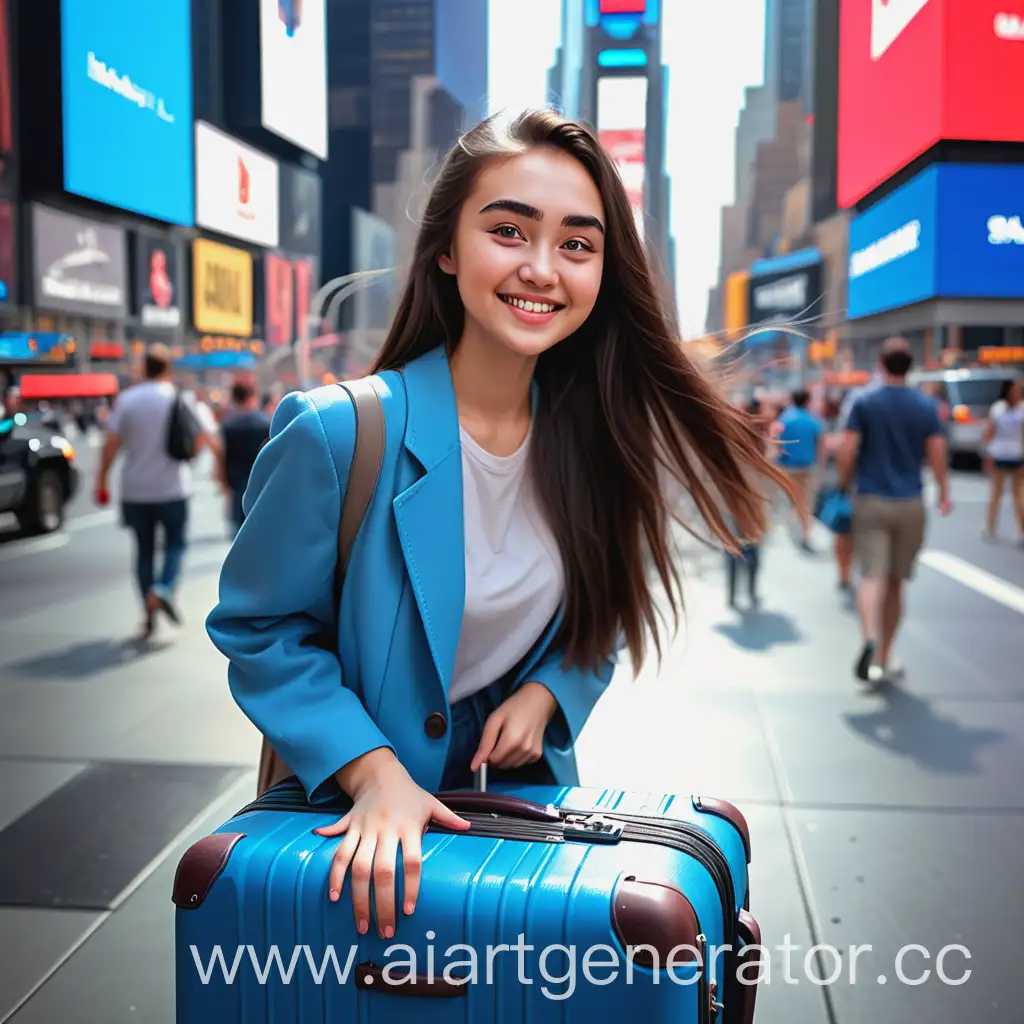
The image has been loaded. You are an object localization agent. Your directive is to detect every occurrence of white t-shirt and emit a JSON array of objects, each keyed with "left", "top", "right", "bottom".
[
  {"left": 107, "top": 381, "right": 213, "bottom": 503},
  {"left": 987, "top": 400, "right": 1024, "bottom": 461},
  {"left": 450, "top": 422, "right": 564, "bottom": 703}
]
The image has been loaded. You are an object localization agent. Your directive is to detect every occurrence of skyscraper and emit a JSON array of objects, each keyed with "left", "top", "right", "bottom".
[
  {"left": 764, "top": 0, "right": 814, "bottom": 112},
  {"left": 549, "top": 0, "right": 676, "bottom": 310}
]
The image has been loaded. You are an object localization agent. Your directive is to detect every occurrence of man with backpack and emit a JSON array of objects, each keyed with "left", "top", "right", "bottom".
[{"left": 95, "top": 344, "right": 216, "bottom": 638}]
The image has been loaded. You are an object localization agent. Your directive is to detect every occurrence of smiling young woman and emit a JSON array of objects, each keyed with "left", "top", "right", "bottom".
[{"left": 206, "top": 108, "right": 799, "bottom": 941}]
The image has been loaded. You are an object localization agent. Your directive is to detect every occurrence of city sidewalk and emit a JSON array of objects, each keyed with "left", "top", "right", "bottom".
[{"left": 0, "top": 512, "right": 1021, "bottom": 1022}]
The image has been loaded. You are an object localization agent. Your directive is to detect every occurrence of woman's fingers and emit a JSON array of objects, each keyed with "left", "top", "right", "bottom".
[
  {"left": 327, "top": 826, "right": 360, "bottom": 904},
  {"left": 430, "top": 797, "right": 472, "bottom": 832},
  {"left": 400, "top": 828, "right": 423, "bottom": 916},
  {"left": 470, "top": 710, "right": 504, "bottom": 773},
  {"left": 349, "top": 831, "right": 378, "bottom": 935},
  {"left": 314, "top": 812, "right": 350, "bottom": 837},
  {"left": 373, "top": 830, "right": 399, "bottom": 938}
]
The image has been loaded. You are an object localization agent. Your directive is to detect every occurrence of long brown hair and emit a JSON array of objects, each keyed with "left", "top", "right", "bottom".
[{"left": 372, "top": 109, "right": 797, "bottom": 673}]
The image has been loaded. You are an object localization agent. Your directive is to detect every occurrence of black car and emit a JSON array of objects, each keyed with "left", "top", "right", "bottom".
[{"left": 0, "top": 411, "right": 79, "bottom": 533}]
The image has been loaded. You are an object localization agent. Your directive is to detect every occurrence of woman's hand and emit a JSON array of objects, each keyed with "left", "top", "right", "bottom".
[
  {"left": 313, "top": 749, "right": 471, "bottom": 939},
  {"left": 470, "top": 681, "right": 559, "bottom": 772}
]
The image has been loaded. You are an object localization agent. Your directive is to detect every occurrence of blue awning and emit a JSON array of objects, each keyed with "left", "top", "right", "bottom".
[{"left": 749, "top": 247, "right": 822, "bottom": 277}]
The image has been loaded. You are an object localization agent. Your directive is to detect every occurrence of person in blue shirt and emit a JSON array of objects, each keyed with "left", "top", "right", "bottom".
[
  {"left": 776, "top": 389, "right": 824, "bottom": 551},
  {"left": 837, "top": 337, "right": 951, "bottom": 684}
]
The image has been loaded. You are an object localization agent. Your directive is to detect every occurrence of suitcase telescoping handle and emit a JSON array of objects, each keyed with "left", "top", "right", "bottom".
[{"left": 433, "top": 765, "right": 562, "bottom": 823}]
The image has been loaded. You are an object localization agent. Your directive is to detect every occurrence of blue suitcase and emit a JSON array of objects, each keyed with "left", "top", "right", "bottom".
[{"left": 173, "top": 777, "right": 763, "bottom": 1022}]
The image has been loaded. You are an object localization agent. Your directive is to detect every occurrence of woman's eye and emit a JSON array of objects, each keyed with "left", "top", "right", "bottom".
[
  {"left": 563, "top": 239, "right": 592, "bottom": 253},
  {"left": 492, "top": 224, "right": 522, "bottom": 240}
]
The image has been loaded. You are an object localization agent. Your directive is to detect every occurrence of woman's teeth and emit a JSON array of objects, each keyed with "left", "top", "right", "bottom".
[{"left": 500, "top": 295, "right": 559, "bottom": 314}]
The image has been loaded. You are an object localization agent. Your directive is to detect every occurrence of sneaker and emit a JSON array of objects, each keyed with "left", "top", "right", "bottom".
[
  {"left": 151, "top": 584, "right": 182, "bottom": 625},
  {"left": 854, "top": 640, "right": 876, "bottom": 681}
]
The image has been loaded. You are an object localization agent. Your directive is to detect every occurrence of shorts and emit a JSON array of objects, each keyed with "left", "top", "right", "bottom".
[
  {"left": 993, "top": 459, "right": 1024, "bottom": 472},
  {"left": 852, "top": 495, "right": 926, "bottom": 581}
]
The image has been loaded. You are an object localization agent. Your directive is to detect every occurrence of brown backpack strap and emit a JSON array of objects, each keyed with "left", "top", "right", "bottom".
[{"left": 256, "top": 375, "right": 385, "bottom": 798}]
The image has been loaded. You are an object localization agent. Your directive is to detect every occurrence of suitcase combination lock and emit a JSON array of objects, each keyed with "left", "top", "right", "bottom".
[{"left": 563, "top": 813, "right": 624, "bottom": 843}]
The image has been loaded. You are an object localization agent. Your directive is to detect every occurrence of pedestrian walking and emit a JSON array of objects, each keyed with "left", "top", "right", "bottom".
[
  {"left": 981, "top": 378, "right": 1024, "bottom": 544},
  {"left": 216, "top": 380, "right": 271, "bottom": 535},
  {"left": 837, "top": 337, "right": 951, "bottom": 684},
  {"left": 206, "top": 108, "right": 801, "bottom": 937},
  {"left": 775, "top": 388, "right": 825, "bottom": 552},
  {"left": 95, "top": 343, "right": 216, "bottom": 638}
]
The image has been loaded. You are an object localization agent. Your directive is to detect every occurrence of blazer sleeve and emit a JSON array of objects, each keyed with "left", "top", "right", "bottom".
[
  {"left": 205, "top": 389, "right": 395, "bottom": 804},
  {"left": 526, "top": 647, "right": 618, "bottom": 750}
]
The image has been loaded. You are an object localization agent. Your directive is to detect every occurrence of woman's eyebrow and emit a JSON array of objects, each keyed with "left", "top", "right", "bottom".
[{"left": 479, "top": 200, "right": 605, "bottom": 235}]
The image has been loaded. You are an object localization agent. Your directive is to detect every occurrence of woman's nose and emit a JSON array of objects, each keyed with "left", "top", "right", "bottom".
[{"left": 518, "top": 255, "right": 557, "bottom": 287}]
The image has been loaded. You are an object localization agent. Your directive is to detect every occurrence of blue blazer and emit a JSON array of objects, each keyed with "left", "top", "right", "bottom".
[{"left": 206, "top": 344, "right": 617, "bottom": 804}]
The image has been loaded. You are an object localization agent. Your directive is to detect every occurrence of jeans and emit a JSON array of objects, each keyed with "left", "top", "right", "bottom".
[
  {"left": 726, "top": 544, "right": 760, "bottom": 603},
  {"left": 121, "top": 499, "right": 189, "bottom": 602},
  {"left": 438, "top": 677, "right": 558, "bottom": 791}
]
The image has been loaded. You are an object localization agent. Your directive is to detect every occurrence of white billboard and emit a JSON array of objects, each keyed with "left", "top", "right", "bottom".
[
  {"left": 260, "top": 0, "right": 328, "bottom": 160},
  {"left": 596, "top": 76, "right": 648, "bottom": 239},
  {"left": 195, "top": 121, "right": 280, "bottom": 248}
]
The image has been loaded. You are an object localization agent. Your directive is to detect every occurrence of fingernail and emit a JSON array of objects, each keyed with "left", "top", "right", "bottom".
[
  {"left": 329, "top": 888, "right": 339, "bottom": 901},
  {"left": 404, "top": 902, "right": 415, "bottom": 914},
  {"left": 384, "top": 926, "right": 394, "bottom": 939},
  {"left": 358, "top": 919, "right": 368, "bottom": 934}
]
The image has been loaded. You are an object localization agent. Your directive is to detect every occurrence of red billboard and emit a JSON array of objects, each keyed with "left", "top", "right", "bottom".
[
  {"left": 599, "top": 0, "right": 646, "bottom": 12},
  {"left": 837, "top": 0, "right": 1024, "bottom": 209}
]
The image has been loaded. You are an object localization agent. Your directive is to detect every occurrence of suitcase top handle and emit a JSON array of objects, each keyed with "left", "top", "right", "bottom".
[{"left": 432, "top": 790, "right": 561, "bottom": 823}]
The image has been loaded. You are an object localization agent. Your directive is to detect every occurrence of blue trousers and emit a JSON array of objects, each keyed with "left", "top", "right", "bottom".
[
  {"left": 121, "top": 499, "right": 188, "bottom": 602},
  {"left": 438, "top": 677, "right": 558, "bottom": 791}
]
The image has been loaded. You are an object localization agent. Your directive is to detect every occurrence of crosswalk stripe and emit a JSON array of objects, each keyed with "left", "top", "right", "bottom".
[{"left": 919, "top": 549, "right": 1024, "bottom": 616}]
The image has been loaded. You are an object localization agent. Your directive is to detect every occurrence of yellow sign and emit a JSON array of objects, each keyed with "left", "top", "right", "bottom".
[
  {"left": 723, "top": 270, "right": 750, "bottom": 341},
  {"left": 193, "top": 238, "right": 253, "bottom": 337},
  {"left": 979, "top": 346, "right": 1024, "bottom": 363}
]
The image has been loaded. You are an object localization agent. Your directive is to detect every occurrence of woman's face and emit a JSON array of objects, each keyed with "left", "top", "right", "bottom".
[{"left": 440, "top": 146, "right": 606, "bottom": 360}]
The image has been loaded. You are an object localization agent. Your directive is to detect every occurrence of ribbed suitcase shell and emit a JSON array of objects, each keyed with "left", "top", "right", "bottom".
[{"left": 174, "top": 783, "right": 758, "bottom": 1023}]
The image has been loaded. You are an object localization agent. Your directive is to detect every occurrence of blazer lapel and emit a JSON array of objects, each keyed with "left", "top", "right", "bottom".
[{"left": 392, "top": 346, "right": 465, "bottom": 695}]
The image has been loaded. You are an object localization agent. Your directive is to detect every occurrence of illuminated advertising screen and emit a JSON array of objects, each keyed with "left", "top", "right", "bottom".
[
  {"left": 264, "top": 254, "right": 295, "bottom": 347},
  {"left": 600, "top": 0, "right": 646, "bottom": 12},
  {"left": 847, "top": 163, "right": 1024, "bottom": 319},
  {"left": 192, "top": 238, "right": 253, "bottom": 337},
  {"left": 134, "top": 233, "right": 183, "bottom": 330},
  {"left": 195, "top": 121, "right": 279, "bottom": 248},
  {"left": 60, "top": 0, "right": 193, "bottom": 225},
  {"left": 260, "top": 0, "right": 327, "bottom": 159},
  {"left": 838, "top": 0, "right": 1024, "bottom": 208},
  {"left": 596, "top": 76, "right": 648, "bottom": 239}
]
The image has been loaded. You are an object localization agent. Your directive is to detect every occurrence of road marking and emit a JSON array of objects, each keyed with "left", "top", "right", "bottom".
[
  {"left": 66, "top": 510, "right": 116, "bottom": 532},
  {"left": 919, "top": 550, "right": 1024, "bottom": 616},
  {"left": 0, "top": 533, "right": 70, "bottom": 562}
]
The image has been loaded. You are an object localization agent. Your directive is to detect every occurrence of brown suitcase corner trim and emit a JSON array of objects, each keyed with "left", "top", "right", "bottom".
[
  {"left": 172, "top": 832, "right": 246, "bottom": 909},
  {"left": 735, "top": 910, "right": 764, "bottom": 1024},
  {"left": 611, "top": 876, "right": 702, "bottom": 969},
  {"left": 693, "top": 795, "right": 751, "bottom": 863}
]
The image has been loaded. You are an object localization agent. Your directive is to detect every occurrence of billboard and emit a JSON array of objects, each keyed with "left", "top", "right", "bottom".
[
  {"left": 60, "top": 0, "right": 193, "bottom": 225},
  {"left": 260, "top": 0, "right": 327, "bottom": 159},
  {"left": 838, "top": 0, "right": 1024, "bottom": 208},
  {"left": 192, "top": 237, "right": 253, "bottom": 337},
  {"left": 134, "top": 233, "right": 183, "bottom": 330},
  {"left": 846, "top": 163, "right": 1024, "bottom": 319},
  {"left": 195, "top": 121, "right": 279, "bottom": 248},
  {"left": 31, "top": 204, "right": 127, "bottom": 318},
  {"left": 747, "top": 252, "right": 824, "bottom": 325},
  {"left": 264, "top": 254, "right": 294, "bottom": 347},
  {"left": 596, "top": 76, "right": 648, "bottom": 239},
  {"left": 0, "top": 0, "right": 12, "bottom": 153},
  {"left": 278, "top": 163, "right": 321, "bottom": 256}
]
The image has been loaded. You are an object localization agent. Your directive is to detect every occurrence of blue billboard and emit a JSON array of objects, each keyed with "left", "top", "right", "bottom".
[
  {"left": 848, "top": 163, "right": 1024, "bottom": 319},
  {"left": 60, "top": 0, "right": 194, "bottom": 226}
]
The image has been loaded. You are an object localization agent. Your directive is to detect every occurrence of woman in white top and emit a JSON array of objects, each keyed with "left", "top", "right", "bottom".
[
  {"left": 208, "top": 109, "right": 798, "bottom": 938},
  {"left": 983, "top": 378, "right": 1024, "bottom": 541}
]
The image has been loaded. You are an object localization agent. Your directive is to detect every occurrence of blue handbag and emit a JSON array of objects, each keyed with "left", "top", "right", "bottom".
[{"left": 815, "top": 486, "right": 852, "bottom": 534}]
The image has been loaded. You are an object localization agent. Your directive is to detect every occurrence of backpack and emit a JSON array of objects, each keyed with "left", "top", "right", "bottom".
[
  {"left": 166, "top": 391, "right": 203, "bottom": 462},
  {"left": 256, "top": 376, "right": 387, "bottom": 796}
]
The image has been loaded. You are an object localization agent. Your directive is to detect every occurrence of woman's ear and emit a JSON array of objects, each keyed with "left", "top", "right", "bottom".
[{"left": 438, "top": 251, "right": 457, "bottom": 275}]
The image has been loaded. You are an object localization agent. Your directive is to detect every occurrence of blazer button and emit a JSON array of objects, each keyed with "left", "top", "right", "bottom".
[{"left": 424, "top": 712, "right": 447, "bottom": 739}]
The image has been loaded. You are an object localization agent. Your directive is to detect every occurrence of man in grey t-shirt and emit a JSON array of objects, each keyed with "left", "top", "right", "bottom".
[{"left": 96, "top": 344, "right": 214, "bottom": 637}]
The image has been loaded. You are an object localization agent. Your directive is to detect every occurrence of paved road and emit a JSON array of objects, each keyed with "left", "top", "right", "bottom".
[{"left": 0, "top": 458, "right": 1021, "bottom": 1023}]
